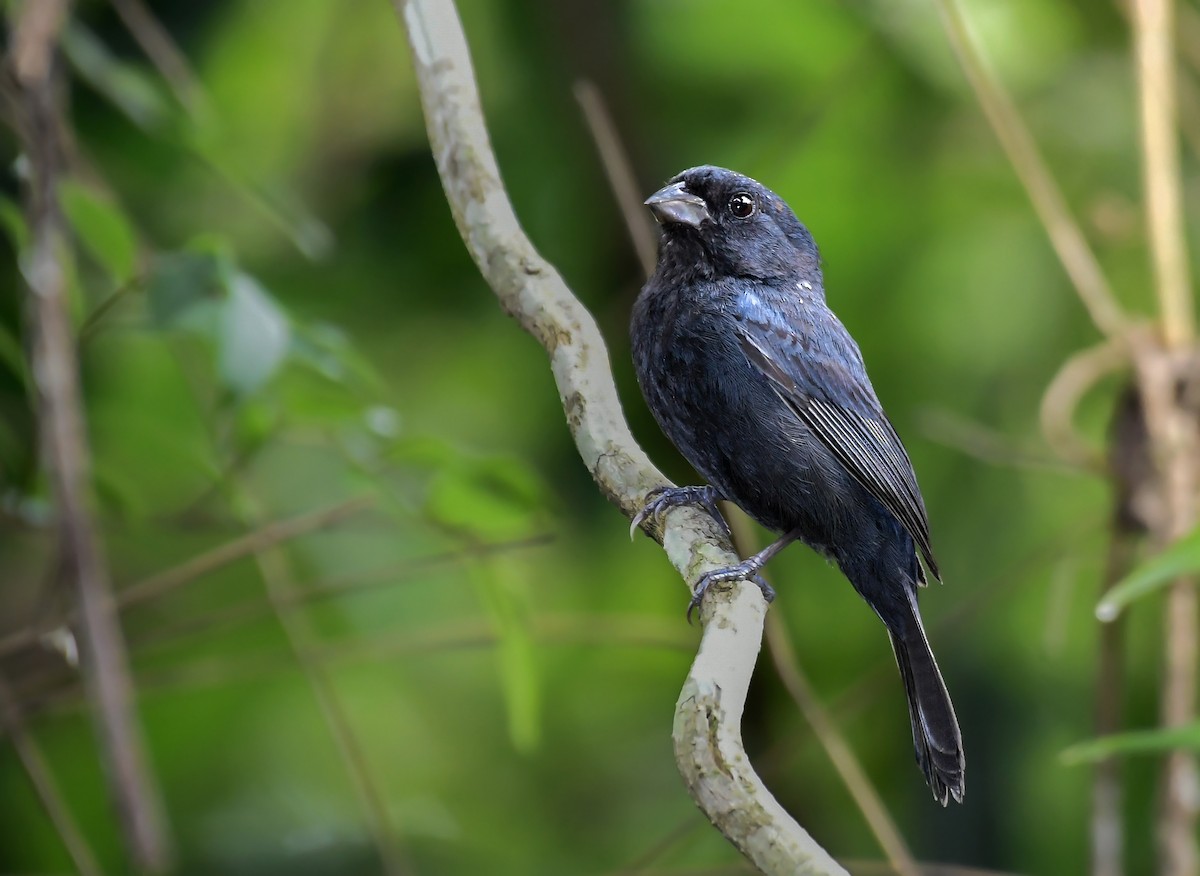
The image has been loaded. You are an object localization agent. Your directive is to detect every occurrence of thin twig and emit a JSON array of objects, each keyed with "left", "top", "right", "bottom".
[
  {"left": 622, "top": 518, "right": 1096, "bottom": 876},
  {"left": 0, "top": 496, "right": 374, "bottom": 660},
  {"left": 25, "top": 614, "right": 696, "bottom": 717},
  {"left": 1135, "top": 0, "right": 1194, "bottom": 347},
  {"left": 10, "top": 2, "right": 172, "bottom": 870},
  {"left": 723, "top": 512, "right": 919, "bottom": 876},
  {"left": 396, "top": 1, "right": 846, "bottom": 872},
  {"left": 1092, "top": 532, "right": 1135, "bottom": 876},
  {"left": 108, "top": 0, "right": 204, "bottom": 116},
  {"left": 765, "top": 613, "right": 921, "bottom": 876},
  {"left": 1038, "top": 339, "right": 1129, "bottom": 470},
  {"left": 0, "top": 675, "right": 103, "bottom": 876},
  {"left": 573, "top": 79, "right": 657, "bottom": 278},
  {"left": 128, "top": 532, "right": 552, "bottom": 657},
  {"left": 240, "top": 496, "right": 412, "bottom": 876},
  {"left": 917, "top": 408, "right": 1090, "bottom": 475},
  {"left": 934, "top": 0, "right": 1127, "bottom": 340},
  {"left": 1131, "top": 1, "right": 1200, "bottom": 871}
]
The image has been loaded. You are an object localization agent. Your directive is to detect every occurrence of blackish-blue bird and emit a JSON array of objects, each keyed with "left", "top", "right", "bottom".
[{"left": 630, "top": 165, "right": 965, "bottom": 804}]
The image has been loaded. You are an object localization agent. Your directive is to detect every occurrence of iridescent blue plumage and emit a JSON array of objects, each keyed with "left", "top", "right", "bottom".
[{"left": 631, "top": 165, "right": 964, "bottom": 804}]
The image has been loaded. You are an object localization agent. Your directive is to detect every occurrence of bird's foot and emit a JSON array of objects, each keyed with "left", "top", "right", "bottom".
[
  {"left": 630, "top": 484, "right": 731, "bottom": 541},
  {"left": 687, "top": 564, "right": 776, "bottom": 624}
]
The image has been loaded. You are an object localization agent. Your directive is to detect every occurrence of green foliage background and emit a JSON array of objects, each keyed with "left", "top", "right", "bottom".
[{"left": 0, "top": 0, "right": 1179, "bottom": 873}]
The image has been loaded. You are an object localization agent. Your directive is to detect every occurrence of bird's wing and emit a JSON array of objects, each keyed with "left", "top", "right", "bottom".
[{"left": 735, "top": 311, "right": 939, "bottom": 579}]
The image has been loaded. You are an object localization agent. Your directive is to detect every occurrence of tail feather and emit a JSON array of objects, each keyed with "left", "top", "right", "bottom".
[{"left": 888, "top": 605, "right": 965, "bottom": 805}]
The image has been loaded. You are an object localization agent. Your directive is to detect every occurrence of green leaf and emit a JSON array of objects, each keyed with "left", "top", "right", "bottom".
[
  {"left": 146, "top": 251, "right": 224, "bottom": 329},
  {"left": 1061, "top": 722, "right": 1200, "bottom": 765},
  {"left": 470, "top": 558, "right": 540, "bottom": 753},
  {"left": 63, "top": 23, "right": 175, "bottom": 133},
  {"left": 1096, "top": 528, "right": 1200, "bottom": 621},
  {"left": 424, "top": 457, "right": 544, "bottom": 541},
  {"left": 290, "top": 322, "right": 385, "bottom": 393},
  {"left": 60, "top": 181, "right": 138, "bottom": 283},
  {"left": 0, "top": 322, "right": 29, "bottom": 386},
  {"left": 0, "top": 195, "right": 29, "bottom": 252},
  {"left": 217, "top": 272, "right": 291, "bottom": 396}
]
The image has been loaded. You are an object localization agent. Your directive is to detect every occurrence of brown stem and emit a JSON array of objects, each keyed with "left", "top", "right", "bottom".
[
  {"left": 108, "top": 0, "right": 203, "bottom": 116},
  {"left": 0, "top": 495, "right": 374, "bottom": 660},
  {"left": 241, "top": 497, "right": 412, "bottom": 876},
  {"left": 1131, "top": 0, "right": 1200, "bottom": 870},
  {"left": 0, "top": 675, "right": 103, "bottom": 876},
  {"left": 9, "top": 2, "right": 172, "bottom": 870},
  {"left": 764, "top": 613, "right": 921, "bottom": 876},
  {"left": 573, "top": 79, "right": 657, "bottom": 278},
  {"left": 933, "top": 0, "right": 1127, "bottom": 340},
  {"left": 1092, "top": 533, "right": 1136, "bottom": 876}
]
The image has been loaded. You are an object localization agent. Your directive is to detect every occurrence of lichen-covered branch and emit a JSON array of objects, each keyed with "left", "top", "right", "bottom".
[{"left": 394, "top": 0, "right": 847, "bottom": 872}]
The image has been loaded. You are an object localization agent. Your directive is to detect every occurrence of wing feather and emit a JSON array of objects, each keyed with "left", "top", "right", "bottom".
[{"left": 736, "top": 318, "right": 939, "bottom": 579}]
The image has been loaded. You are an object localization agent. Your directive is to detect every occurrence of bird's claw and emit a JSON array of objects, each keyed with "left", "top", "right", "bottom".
[
  {"left": 686, "top": 566, "right": 776, "bottom": 624},
  {"left": 629, "top": 485, "right": 731, "bottom": 541}
]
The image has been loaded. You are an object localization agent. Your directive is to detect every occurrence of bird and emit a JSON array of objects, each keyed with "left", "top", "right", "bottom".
[{"left": 629, "top": 165, "right": 965, "bottom": 805}]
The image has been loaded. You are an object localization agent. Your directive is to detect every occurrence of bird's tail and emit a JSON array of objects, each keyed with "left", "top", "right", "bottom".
[{"left": 887, "top": 598, "right": 965, "bottom": 805}]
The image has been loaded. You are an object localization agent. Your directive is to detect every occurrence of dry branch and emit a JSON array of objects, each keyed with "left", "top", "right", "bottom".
[
  {"left": 936, "top": 6, "right": 1200, "bottom": 876},
  {"left": 1131, "top": 0, "right": 1200, "bottom": 872},
  {"left": 396, "top": 0, "right": 847, "bottom": 871},
  {"left": 9, "top": 1, "right": 172, "bottom": 870},
  {"left": 934, "top": 0, "right": 1127, "bottom": 340}
]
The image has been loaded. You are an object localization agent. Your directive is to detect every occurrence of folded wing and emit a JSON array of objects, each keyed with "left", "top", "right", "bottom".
[{"left": 735, "top": 314, "right": 939, "bottom": 580}]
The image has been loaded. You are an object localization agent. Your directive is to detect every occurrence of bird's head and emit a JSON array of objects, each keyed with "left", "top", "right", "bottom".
[{"left": 644, "top": 165, "right": 821, "bottom": 282}]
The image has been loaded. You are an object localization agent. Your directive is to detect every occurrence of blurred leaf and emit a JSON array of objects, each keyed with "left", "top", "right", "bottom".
[
  {"left": 291, "top": 322, "right": 385, "bottom": 394},
  {"left": 63, "top": 23, "right": 176, "bottom": 132},
  {"left": 1062, "top": 722, "right": 1200, "bottom": 765},
  {"left": 60, "top": 181, "right": 138, "bottom": 283},
  {"left": 0, "top": 322, "right": 28, "bottom": 385},
  {"left": 232, "top": 398, "right": 282, "bottom": 457},
  {"left": 217, "top": 272, "right": 291, "bottom": 396},
  {"left": 471, "top": 558, "right": 540, "bottom": 753},
  {"left": 1096, "top": 527, "right": 1200, "bottom": 621},
  {"left": 0, "top": 195, "right": 29, "bottom": 252},
  {"left": 147, "top": 250, "right": 224, "bottom": 329},
  {"left": 424, "top": 457, "right": 544, "bottom": 541},
  {"left": 93, "top": 462, "right": 146, "bottom": 523}
]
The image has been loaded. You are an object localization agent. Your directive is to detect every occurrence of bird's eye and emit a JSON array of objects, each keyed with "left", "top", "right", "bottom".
[{"left": 728, "top": 193, "right": 756, "bottom": 219}]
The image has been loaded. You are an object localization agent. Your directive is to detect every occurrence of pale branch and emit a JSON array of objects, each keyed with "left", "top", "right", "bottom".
[
  {"left": 395, "top": 0, "right": 847, "bottom": 872},
  {"left": 10, "top": 1, "right": 172, "bottom": 871}
]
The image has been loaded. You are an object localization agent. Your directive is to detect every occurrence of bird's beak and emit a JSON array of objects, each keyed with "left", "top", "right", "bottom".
[{"left": 644, "top": 181, "right": 710, "bottom": 228}]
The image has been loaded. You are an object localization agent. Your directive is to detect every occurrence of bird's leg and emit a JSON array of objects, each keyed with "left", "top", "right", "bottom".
[
  {"left": 630, "top": 484, "right": 731, "bottom": 540},
  {"left": 686, "top": 529, "right": 802, "bottom": 622}
]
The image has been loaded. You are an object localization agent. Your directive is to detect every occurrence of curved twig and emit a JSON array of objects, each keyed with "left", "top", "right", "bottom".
[
  {"left": 1039, "top": 339, "right": 1130, "bottom": 471},
  {"left": 395, "top": 1, "right": 847, "bottom": 872}
]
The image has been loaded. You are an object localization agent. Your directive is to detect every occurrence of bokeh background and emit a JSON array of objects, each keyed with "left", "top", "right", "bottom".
[{"left": 0, "top": 0, "right": 1182, "bottom": 873}]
